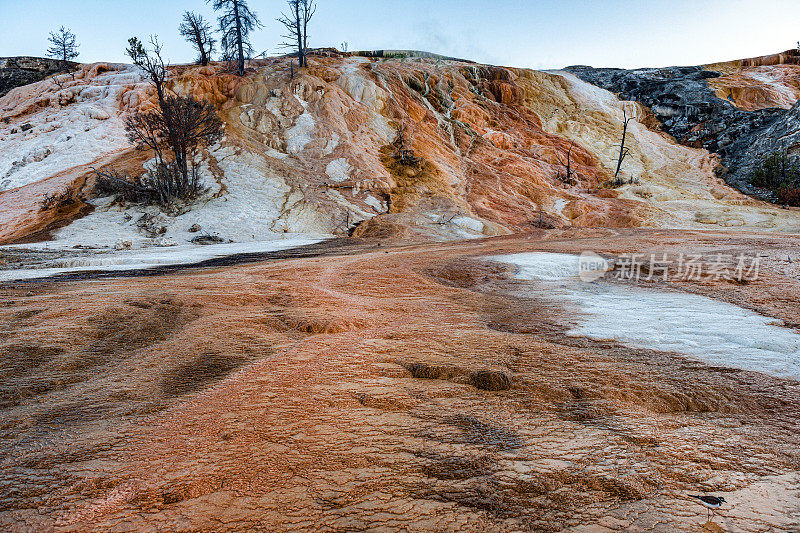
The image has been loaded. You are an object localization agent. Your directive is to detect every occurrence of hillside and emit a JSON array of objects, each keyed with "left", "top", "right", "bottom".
[
  {"left": 2, "top": 49, "right": 800, "bottom": 532},
  {"left": 2, "top": 50, "right": 800, "bottom": 259}
]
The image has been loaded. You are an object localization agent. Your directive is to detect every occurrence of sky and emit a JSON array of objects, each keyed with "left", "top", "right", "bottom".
[{"left": 1, "top": 0, "right": 800, "bottom": 70}]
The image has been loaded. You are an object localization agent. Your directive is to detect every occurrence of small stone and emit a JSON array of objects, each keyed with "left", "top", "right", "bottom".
[
  {"left": 20, "top": 123, "right": 32, "bottom": 132},
  {"left": 188, "top": 223, "right": 202, "bottom": 233},
  {"left": 114, "top": 240, "right": 132, "bottom": 250}
]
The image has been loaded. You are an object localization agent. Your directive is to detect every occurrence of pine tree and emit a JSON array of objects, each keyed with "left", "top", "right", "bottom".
[
  {"left": 207, "top": 0, "right": 262, "bottom": 76},
  {"left": 125, "top": 37, "right": 147, "bottom": 65},
  {"left": 46, "top": 27, "right": 79, "bottom": 64}
]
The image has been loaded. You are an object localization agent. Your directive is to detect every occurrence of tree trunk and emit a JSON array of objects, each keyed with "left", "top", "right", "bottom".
[
  {"left": 296, "top": 2, "right": 305, "bottom": 68},
  {"left": 302, "top": 5, "right": 309, "bottom": 56},
  {"left": 615, "top": 111, "right": 630, "bottom": 180},
  {"left": 234, "top": 0, "right": 245, "bottom": 75},
  {"left": 197, "top": 34, "right": 208, "bottom": 66}
]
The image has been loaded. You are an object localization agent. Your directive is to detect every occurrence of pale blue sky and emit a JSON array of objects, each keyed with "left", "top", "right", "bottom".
[{"left": 1, "top": 0, "right": 799, "bottom": 69}]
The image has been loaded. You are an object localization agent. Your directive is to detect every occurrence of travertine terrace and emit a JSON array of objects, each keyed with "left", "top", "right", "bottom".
[
  {"left": 2, "top": 47, "right": 800, "bottom": 532},
  {"left": 1, "top": 230, "right": 800, "bottom": 531},
  {"left": 4, "top": 52, "right": 800, "bottom": 248}
]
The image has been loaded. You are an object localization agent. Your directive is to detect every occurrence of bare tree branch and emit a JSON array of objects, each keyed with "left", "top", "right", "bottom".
[
  {"left": 180, "top": 12, "right": 216, "bottom": 66},
  {"left": 278, "top": 0, "right": 316, "bottom": 69},
  {"left": 614, "top": 108, "right": 634, "bottom": 181}
]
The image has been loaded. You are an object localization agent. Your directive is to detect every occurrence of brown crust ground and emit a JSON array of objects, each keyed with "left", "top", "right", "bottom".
[{"left": 0, "top": 229, "right": 799, "bottom": 531}]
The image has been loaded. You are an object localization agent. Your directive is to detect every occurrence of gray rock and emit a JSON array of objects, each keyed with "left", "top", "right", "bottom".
[
  {"left": 0, "top": 56, "right": 79, "bottom": 97},
  {"left": 565, "top": 64, "right": 800, "bottom": 201}
]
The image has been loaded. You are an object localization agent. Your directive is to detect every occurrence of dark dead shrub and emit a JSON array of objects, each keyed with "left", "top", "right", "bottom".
[{"left": 40, "top": 186, "right": 77, "bottom": 211}]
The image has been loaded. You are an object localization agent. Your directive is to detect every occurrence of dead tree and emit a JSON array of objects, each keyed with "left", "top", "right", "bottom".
[
  {"left": 301, "top": 0, "right": 315, "bottom": 56},
  {"left": 556, "top": 141, "right": 577, "bottom": 185},
  {"left": 123, "top": 93, "right": 222, "bottom": 202},
  {"left": 393, "top": 123, "right": 420, "bottom": 166},
  {"left": 614, "top": 108, "right": 634, "bottom": 182},
  {"left": 47, "top": 26, "right": 79, "bottom": 65},
  {"left": 278, "top": 0, "right": 317, "bottom": 68},
  {"left": 106, "top": 37, "right": 224, "bottom": 204},
  {"left": 208, "top": 0, "right": 262, "bottom": 76},
  {"left": 180, "top": 12, "right": 216, "bottom": 66}
]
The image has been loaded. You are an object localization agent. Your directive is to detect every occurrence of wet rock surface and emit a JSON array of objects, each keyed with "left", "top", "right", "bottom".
[{"left": 566, "top": 64, "right": 800, "bottom": 199}]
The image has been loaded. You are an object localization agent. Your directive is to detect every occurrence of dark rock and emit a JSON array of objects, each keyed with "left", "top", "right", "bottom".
[
  {"left": 0, "top": 57, "right": 79, "bottom": 97},
  {"left": 188, "top": 223, "right": 202, "bottom": 233},
  {"left": 191, "top": 234, "right": 226, "bottom": 245},
  {"left": 401, "top": 361, "right": 462, "bottom": 380},
  {"left": 565, "top": 64, "right": 800, "bottom": 201}
]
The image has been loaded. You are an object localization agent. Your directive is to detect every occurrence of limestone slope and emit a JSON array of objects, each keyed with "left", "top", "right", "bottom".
[{"left": 2, "top": 52, "right": 800, "bottom": 247}]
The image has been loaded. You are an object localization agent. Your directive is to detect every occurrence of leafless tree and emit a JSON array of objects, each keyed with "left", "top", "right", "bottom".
[
  {"left": 556, "top": 141, "right": 578, "bottom": 185},
  {"left": 208, "top": 0, "right": 262, "bottom": 76},
  {"left": 160, "top": 96, "right": 223, "bottom": 186},
  {"left": 101, "top": 37, "right": 224, "bottom": 205},
  {"left": 614, "top": 108, "right": 634, "bottom": 181},
  {"left": 121, "top": 94, "right": 222, "bottom": 203},
  {"left": 47, "top": 26, "right": 79, "bottom": 64},
  {"left": 180, "top": 12, "right": 216, "bottom": 66},
  {"left": 278, "top": 0, "right": 317, "bottom": 68},
  {"left": 393, "top": 123, "right": 420, "bottom": 166}
]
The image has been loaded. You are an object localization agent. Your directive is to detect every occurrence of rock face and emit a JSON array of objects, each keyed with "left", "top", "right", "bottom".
[
  {"left": 566, "top": 59, "right": 800, "bottom": 199},
  {"left": 0, "top": 57, "right": 77, "bottom": 97}
]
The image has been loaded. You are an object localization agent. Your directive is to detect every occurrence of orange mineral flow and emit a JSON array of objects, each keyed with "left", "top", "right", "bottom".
[{"left": 2, "top": 52, "right": 800, "bottom": 246}]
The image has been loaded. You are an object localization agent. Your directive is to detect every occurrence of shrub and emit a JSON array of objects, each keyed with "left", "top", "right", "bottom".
[
  {"left": 777, "top": 186, "right": 800, "bottom": 207},
  {"left": 98, "top": 37, "right": 222, "bottom": 208},
  {"left": 95, "top": 163, "right": 206, "bottom": 206},
  {"left": 40, "top": 186, "right": 76, "bottom": 211}
]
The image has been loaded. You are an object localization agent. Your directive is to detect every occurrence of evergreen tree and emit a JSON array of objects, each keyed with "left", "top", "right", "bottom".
[
  {"left": 207, "top": 0, "right": 262, "bottom": 76},
  {"left": 47, "top": 27, "right": 79, "bottom": 64}
]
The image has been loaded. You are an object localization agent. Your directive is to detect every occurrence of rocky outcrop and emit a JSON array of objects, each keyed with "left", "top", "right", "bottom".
[
  {"left": 565, "top": 63, "right": 800, "bottom": 199},
  {"left": 0, "top": 57, "right": 77, "bottom": 97},
  {"left": 741, "top": 49, "right": 800, "bottom": 68}
]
